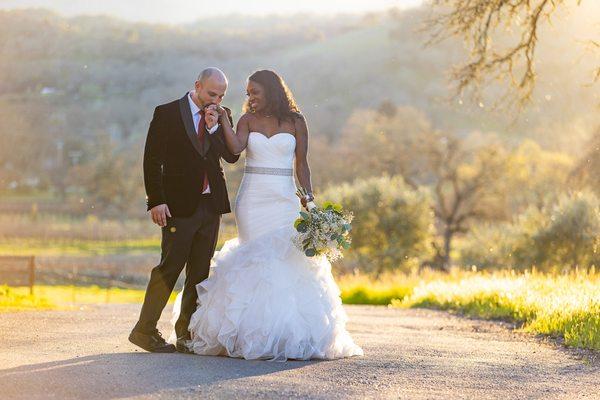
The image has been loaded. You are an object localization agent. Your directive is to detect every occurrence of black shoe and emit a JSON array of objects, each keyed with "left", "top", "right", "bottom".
[
  {"left": 175, "top": 337, "right": 193, "bottom": 354},
  {"left": 129, "top": 329, "right": 176, "bottom": 353}
]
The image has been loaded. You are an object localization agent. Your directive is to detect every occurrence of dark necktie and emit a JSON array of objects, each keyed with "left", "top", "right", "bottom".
[{"left": 197, "top": 109, "right": 209, "bottom": 192}]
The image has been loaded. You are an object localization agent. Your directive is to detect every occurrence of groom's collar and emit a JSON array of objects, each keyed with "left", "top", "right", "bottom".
[
  {"left": 178, "top": 94, "right": 209, "bottom": 156},
  {"left": 187, "top": 91, "right": 201, "bottom": 116}
]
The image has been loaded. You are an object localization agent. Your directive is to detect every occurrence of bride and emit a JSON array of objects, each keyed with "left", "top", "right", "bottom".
[{"left": 172, "top": 70, "right": 363, "bottom": 361}]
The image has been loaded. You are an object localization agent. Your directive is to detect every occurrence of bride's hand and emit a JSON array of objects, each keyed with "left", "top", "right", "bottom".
[
  {"left": 216, "top": 106, "right": 231, "bottom": 125},
  {"left": 301, "top": 193, "right": 314, "bottom": 209}
]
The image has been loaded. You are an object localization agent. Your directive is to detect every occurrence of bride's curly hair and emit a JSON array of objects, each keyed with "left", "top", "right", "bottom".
[{"left": 243, "top": 70, "right": 301, "bottom": 124}]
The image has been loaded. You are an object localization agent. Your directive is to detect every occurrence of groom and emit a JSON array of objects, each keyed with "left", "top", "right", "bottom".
[{"left": 130, "top": 68, "right": 239, "bottom": 353}]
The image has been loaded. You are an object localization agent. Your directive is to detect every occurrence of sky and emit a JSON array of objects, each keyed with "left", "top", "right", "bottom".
[{"left": 0, "top": 0, "right": 423, "bottom": 24}]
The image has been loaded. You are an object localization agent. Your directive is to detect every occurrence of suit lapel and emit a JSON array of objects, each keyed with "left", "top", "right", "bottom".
[{"left": 178, "top": 94, "right": 210, "bottom": 157}]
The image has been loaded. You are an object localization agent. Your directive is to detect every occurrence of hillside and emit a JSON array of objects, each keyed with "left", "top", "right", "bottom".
[{"left": 0, "top": 6, "right": 598, "bottom": 199}]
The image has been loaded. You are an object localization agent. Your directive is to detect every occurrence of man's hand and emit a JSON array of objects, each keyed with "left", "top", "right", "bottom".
[
  {"left": 204, "top": 105, "right": 219, "bottom": 130},
  {"left": 150, "top": 204, "right": 171, "bottom": 227}
]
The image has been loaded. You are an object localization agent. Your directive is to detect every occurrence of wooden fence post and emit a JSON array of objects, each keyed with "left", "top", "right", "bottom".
[
  {"left": 28, "top": 256, "right": 35, "bottom": 296},
  {"left": 105, "top": 272, "right": 116, "bottom": 304}
]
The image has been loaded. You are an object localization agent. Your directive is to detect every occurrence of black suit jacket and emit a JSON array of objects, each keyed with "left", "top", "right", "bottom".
[{"left": 143, "top": 94, "right": 240, "bottom": 217}]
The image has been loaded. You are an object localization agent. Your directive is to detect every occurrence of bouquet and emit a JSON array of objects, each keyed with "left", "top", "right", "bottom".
[{"left": 292, "top": 187, "right": 353, "bottom": 262}]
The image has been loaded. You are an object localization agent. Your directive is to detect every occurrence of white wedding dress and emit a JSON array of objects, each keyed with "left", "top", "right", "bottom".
[{"left": 171, "top": 132, "right": 363, "bottom": 361}]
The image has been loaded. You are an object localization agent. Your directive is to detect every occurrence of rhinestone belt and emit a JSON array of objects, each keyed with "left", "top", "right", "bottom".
[{"left": 244, "top": 166, "right": 293, "bottom": 176}]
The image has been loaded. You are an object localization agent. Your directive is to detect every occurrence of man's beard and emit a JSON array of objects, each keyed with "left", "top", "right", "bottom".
[{"left": 191, "top": 90, "right": 206, "bottom": 108}]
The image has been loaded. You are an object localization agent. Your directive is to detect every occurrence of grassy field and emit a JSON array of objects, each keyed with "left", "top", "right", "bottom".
[
  {"left": 392, "top": 269, "right": 600, "bottom": 351},
  {"left": 0, "top": 285, "right": 54, "bottom": 311},
  {"left": 0, "top": 238, "right": 161, "bottom": 256},
  {"left": 0, "top": 285, "right": 177, "bottom": 311},
  {"left": 0, "top": 213, "right": 238, "bottom": 256},
  {"left": 338, "top": 271, "right": 419, "bottom": 305},
  {"left": 2, "top": 269, "right": 599, "bottom": 351}
]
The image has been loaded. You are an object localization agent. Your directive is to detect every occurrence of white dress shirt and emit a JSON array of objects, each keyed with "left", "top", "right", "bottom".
[{"left": 188, "top": 91, "right": 219, "bottom": 194}]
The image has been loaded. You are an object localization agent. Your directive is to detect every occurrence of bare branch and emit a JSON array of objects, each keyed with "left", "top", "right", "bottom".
[{"left": 424, "top": 0, "right": 589, "bottom": 110}]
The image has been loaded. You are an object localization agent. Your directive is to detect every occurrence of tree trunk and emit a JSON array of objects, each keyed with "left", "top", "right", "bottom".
[{"left": 442, "top": 228, "right": 453, "bottom": 272}]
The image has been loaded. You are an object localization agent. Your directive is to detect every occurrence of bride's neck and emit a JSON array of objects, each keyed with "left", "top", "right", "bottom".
[{"left": 255, "top": 110, "right": 274, "bottom": 118}]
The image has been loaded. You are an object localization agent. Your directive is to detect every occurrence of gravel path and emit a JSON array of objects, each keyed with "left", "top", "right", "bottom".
[{"left": 1, "top": 304, "right": 598, "bottom": 399}]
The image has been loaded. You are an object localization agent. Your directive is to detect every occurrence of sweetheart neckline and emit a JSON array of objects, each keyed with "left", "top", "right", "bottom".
[{"left": 249, "top": 131, "right": 296, "bottom": 140}]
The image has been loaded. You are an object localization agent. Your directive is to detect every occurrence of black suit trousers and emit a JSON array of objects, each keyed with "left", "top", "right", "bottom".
[{"left": 134, "top": 195, "right": 220, "bottom": 338}]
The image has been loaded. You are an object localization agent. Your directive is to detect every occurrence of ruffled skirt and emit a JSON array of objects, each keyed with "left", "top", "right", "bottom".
[{"left": 171, "top": 225, "right": 364, "bottom": 361}]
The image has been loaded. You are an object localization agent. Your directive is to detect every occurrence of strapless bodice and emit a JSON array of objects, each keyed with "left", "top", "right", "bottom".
[{"left": 245, "top": 132, "right": 296, "bottom": 169}]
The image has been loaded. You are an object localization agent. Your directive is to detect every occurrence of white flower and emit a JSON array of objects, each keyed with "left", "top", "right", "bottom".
[
  {"left": 292, "top": 199, "right": 353, "bottom": 262},
  {"left": 306, "top": 201, "right": 317, "bottom": 211}
]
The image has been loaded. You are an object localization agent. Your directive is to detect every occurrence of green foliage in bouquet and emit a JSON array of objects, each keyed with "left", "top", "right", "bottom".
[{"left": 293, "top": 199, "right": 353, "bottom": 260}]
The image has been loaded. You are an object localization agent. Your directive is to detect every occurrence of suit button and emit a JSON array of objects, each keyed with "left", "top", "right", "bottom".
[{"left": 203, "top": 156, "right": 207, "bottom": 160}]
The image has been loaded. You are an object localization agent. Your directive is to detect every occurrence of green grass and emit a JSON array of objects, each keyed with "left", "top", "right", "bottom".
[
  {"left": 0, "top": 285, "right": 177, "bottom": 311},
  {"left": 0, "top": 212, "right": 238, "bottom": 253},
  {"left": 391, "top": 269, "right": 600, "bottom": 351},
  {"left": 339, "top": 268, "right": 600, "bottom": 351},
  {"left": 338, "top": 272, "right": 417, "bottom": 305},
  {"left": 0, "top": 238, "right": 161, "bottom": 256},
  {"left": 0, "top": 285, "right": 54, "bottom": 311},
  {"left": 0, "top": 233, "right": 234, "bottom": 256}
]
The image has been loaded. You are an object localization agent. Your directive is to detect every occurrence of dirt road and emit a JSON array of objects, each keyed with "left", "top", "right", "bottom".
[{"left": 1, "top": 304, "right": 598, "bottom": 399}]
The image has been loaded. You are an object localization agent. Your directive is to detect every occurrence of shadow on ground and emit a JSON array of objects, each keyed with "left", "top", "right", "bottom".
[{"left": 0, "top": 352, "right": 315, "bottom": 398}]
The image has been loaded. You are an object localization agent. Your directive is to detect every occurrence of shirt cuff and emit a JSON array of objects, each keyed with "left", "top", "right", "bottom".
[{"left": 206, "top": 123, "right": 219, "bottom": 134}]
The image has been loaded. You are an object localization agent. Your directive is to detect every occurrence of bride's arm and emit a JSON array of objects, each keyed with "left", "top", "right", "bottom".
[
  {"left": 294, "top": 114, "right": 314, "bottom": 206},
  {"left": 218, "top": 110, "right": 250, "bottom": 155}
]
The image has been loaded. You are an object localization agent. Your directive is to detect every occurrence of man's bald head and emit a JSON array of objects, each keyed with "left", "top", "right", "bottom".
[
  {"left": 198, "top": 67, "right": 228, "bottom": 85},
  {"left": 194, "top": 67, "right": 228, "bottom": 107}
]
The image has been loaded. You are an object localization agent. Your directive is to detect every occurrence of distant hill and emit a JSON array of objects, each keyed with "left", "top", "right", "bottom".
[
  {"left": 0, "top": 0, "right": 423, "bottom": 23},
  {"left": 0, "top": 6, "right": 598, "bottom": 192}
]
